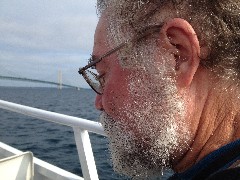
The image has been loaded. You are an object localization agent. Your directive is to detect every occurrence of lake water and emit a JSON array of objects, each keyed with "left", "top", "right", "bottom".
[{"left": 0, "top": 87, "right": 172, "bottom": 179}]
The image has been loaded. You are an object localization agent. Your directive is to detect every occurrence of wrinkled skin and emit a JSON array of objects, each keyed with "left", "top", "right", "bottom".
[{"left": 92, "top": 8, "right": 240, "bottom": 179}]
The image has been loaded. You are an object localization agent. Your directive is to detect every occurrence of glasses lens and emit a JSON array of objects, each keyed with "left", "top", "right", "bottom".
[{"left": 85, "top": 69, "right": 102, "bottom": 94}]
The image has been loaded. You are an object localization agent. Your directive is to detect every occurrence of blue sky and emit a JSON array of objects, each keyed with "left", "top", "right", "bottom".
[{"left": 0, "top": 0, "right": 98, "bottom": 88}]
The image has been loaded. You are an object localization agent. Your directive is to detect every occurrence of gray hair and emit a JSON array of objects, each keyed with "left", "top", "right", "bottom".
[{"left": 97, "top": 0, "right": 240, "bottom": 82}]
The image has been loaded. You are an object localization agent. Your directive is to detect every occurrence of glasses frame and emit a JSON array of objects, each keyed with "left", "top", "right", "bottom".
[{"left": 78, "top": 24, "right": 163, "bottom": 94}]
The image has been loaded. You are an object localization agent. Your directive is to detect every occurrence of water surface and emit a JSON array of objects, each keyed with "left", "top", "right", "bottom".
[{"left": 0, "top": 87, "right": 172, "bottom": 179}]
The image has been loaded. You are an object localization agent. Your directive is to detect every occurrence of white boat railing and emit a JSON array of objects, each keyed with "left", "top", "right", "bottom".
[{"left": 0, "top": 99, "right": 105, "bottom": 180}]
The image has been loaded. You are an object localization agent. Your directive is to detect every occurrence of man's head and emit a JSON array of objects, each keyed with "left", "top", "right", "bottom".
[
  {"left": 97, "top": 0, "right": 240, "bottom": 80},
  {"left": 79, "top": 0, "right": 240, "bottom": 178},
  {"left": 93, "top": 12, "right": 193, "bottom": 178}
]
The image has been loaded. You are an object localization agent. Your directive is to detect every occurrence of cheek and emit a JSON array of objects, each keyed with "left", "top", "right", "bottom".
[{"left": 102, "top": 70, "right": 131, "bottom": 116}]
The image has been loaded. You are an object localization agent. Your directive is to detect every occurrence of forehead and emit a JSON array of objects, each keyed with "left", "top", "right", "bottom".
[
  {"left": 94, "top": 15, "right": 112, "bottom": 51},
  {"left": 93, "top": 15, "right": 114, "bottom": 70},
  {"left": 93, "top": 16, "right": 110, "bottom": 70}
]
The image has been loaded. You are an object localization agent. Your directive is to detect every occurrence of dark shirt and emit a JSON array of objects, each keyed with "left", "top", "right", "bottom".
[
  {"left": 169, "top": 139, "right": 240, "bottom": 180},
  {"left": 206, "top": 167, "right": 240, "bottom": 180}
]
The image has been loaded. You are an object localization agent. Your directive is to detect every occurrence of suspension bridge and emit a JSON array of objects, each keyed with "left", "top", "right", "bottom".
[{"left": 0, "top": 71, "right": 80, "bottom": 89}]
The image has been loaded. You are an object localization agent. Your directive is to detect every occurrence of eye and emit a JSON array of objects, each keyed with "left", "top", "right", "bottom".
[{"left": 96, "top": 73, "right": 106, "bottom": 87}]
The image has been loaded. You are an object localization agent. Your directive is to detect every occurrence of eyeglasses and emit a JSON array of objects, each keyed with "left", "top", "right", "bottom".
[{"left": 78, "top": 24, "right": 163, "bottom": 95}]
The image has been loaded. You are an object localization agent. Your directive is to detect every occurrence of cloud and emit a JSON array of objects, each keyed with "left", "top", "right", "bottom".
[
  {"left": 0, "top": 16, "right": 97, "bottom": 53},
  {"left": 0, "top": 0, "right": 99, "bottom": 88},
  {"left": 0, "top": 0, "right": 98, "bottom": 53}
]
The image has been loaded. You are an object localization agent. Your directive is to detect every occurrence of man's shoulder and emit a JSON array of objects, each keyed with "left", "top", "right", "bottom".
[{"left": 206, "top": 167, "right": 240, "bottom": 180}]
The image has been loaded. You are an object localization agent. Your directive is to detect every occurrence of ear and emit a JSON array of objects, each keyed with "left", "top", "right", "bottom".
[{"left": 159, "top": 18, "right": 201, "bottom": 88}]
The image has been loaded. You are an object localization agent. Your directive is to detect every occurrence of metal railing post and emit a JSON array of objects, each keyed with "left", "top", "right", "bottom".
[
  {"left": 73, "top": 127, "right": 99, "bottom": 180},
  {"left": 0, "top": 99, "right": 105, "bottom": 180}
]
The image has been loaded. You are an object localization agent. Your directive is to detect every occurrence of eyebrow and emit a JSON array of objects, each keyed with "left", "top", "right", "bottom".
[
  {"left": 89, "top": 55, "right": 97, "bottom": 63},
  {"left": 91, "top": 54, "right": 107, "bottom": 71}
]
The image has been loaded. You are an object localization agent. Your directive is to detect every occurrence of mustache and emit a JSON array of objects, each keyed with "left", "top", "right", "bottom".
[
  {"left": 99, "top": 111, "right": 111, "bottom": 123},
  {"left": 99, "top": 111, "right": 115, "bottom": 130}
]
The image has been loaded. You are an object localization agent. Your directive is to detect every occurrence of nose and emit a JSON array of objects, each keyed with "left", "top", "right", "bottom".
[{"left": 95, "top": 94, "right": 103, "bottom": 111}]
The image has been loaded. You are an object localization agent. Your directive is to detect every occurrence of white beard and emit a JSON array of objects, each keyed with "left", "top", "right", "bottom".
[{"left": 100, "top": 67, "right": 190, "bottom": 178}]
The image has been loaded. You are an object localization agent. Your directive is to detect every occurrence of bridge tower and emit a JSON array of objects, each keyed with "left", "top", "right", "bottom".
[{"left": 58, "top": 70, "right": 62, "bottom": 90}]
